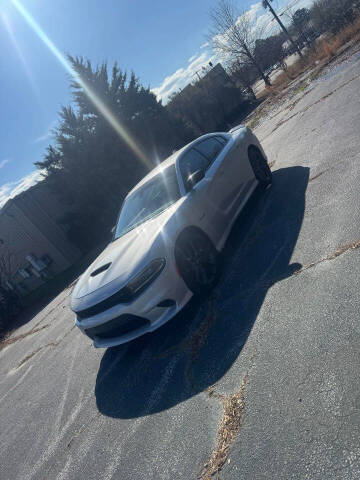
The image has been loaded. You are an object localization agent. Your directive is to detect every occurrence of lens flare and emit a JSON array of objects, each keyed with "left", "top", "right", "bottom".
[
  {"left": 2, "top": 12, "right": 40, "bottom": 98},
  {"left": 11, "top": 0, "right": 151, "bottom": 169}
]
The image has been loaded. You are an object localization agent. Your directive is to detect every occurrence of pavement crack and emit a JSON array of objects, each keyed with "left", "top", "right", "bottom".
[
  {"left": 29, "top": 290, "right": 72, "bottom": 327},
  {"left": 154, "top": 296, "right": 218, "bottom": 392},
  {"left": 236, "top": 239, "right": 360, "bottom": 300},
  {"left": 309, "top": 171, "right": 325, "bottom": 182},
  {"left": 0, "top": 324, "right": 49, "bottom": 351},
  {"left": 10, "top": 326, "right": 76, "bottom": 371},
  {"left": 185, "top": 297, "right": 218, "bottom": 392},
  {"left": 265, "top": 74, "right": 360, "bottom": 138},
  {"left": 52, "top": 325, "right": 76, "bottom": 347},
  {"left": 199, "top": 373, "right": 249, "bottom": 480},
  {"left": 294, "top": 239, "right": 360, "bottom": 275},
  {"left": 14, "top": 341, "right": 57, "bottom": 370},
  {"left": 16, "top": 347, "right": 44, "bottom": 369},
  {"left": 1, "top": 292, "right": 72, "bottom": 350},
  {"left": 66, "top": 411, "right": 101, "bottom": 449}
]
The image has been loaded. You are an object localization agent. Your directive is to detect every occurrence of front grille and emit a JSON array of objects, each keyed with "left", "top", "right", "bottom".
[
  {"left": 75, "top": 287, "right": 132, "bottom": 319},
  {"left": 84, "top": 314, "right": 149, "bottom": 340}
]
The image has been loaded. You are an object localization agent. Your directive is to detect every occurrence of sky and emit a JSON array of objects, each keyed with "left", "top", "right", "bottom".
[{"left": 0, "top": 0, "right": 310, "bottom": 207}]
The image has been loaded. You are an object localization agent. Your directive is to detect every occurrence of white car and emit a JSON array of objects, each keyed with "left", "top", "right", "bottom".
[{"left": 70, "top": 127, "right": 272, "bottom": 347}]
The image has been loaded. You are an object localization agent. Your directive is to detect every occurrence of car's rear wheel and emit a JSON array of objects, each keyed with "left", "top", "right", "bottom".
[
  {"left": 248, "top": 146, "right": 272, "bottom": 188},
  {"left": 175, "top": 229, "right": 219, "bottom": 295}
]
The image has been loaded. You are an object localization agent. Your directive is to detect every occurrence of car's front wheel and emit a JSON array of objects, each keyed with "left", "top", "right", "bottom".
[
  {"left": 248, "top": 146, "right": 272, "bottom": 188},
  {"left": 175, "top": 229, "right": 219, "bottom": 295}
]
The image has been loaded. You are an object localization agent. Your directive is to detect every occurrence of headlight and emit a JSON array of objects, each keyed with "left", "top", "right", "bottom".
[{"left": 126, "top": 258, "right": 166, "bottom": 296}]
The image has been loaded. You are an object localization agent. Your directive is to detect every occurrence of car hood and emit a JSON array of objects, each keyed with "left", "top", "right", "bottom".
[{"left": 72, "top": 203, "right": 180, "bottom": 302}]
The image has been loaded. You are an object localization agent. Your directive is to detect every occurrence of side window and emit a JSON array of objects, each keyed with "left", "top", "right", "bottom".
[
  {"left": 195, "top": 137, "right": 224, "bottom": 165},
  {"left": 179, "top": 149, "right": 209, "bottom": 191}
]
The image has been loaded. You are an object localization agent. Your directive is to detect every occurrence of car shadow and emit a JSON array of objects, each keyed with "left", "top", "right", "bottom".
[{"left": 95, "top": 165, "right": 309, "bottom": 419}]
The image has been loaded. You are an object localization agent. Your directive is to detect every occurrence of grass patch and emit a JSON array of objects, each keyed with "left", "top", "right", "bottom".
[
  {"left": 309, "top": 70, "right": 320, "bottom": 81},
  {"left": 272, "top": 59, "right": 309, "bottom": 91},
  {"left": 296, "top": 83, "right": 307, "bottom": 94},
  {"left": 247, "top": 115, "right": 260, "bottom": 129},
  {"left": 0, "top": 324, "right": 49, "bottom": 351}
]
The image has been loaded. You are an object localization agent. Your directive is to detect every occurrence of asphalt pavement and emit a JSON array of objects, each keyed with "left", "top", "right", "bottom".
[{"left": 1, "top": 46, "right": 360, "bottom": 480}]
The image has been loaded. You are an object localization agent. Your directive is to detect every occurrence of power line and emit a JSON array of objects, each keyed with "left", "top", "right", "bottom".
[
  {"left": 262, "top": 0, "right": 303, "bottom": 57},
  {"left": 277, "top": 0, "right": 306, "bottom": 17}
]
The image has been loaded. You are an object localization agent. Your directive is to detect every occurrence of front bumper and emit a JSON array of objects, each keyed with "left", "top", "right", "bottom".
[{"left": 74, "top": 259, "right": 192, "bottom": 348}]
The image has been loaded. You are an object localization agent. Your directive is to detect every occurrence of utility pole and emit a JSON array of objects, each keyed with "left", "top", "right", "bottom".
[
  {"left": 262, "top": 0, "right": 303, "bottom": 58},
  {"left": 280, "top": 11, "right": 311, "bottom": 48}
]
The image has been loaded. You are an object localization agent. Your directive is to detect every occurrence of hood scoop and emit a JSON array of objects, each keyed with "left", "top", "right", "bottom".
[{"left": 90, "top": 262, "right": 111, "bottom": 277}]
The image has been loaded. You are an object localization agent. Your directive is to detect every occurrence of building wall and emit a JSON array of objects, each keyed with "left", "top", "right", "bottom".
[
  {"left": 24, "top": 182, "right": 69, "bottom": 226},
  {"left": 0, "top": 182, "right": 81, "bottom": 295},
  {"left": 15, "top": 189, "right": 80, "bottom": 264}
]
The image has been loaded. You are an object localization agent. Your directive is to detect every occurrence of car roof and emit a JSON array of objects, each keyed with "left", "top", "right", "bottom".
[{"left": 127, "top": 132, "right": 229, "bottom": 197}]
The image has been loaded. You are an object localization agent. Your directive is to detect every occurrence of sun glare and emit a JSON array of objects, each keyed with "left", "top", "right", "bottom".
[
  {"left": 10, "top": 0, "right": 151, "bottom": 169},
  {"left": 1, "top": 12, "right": 40, "bottom": 98}
]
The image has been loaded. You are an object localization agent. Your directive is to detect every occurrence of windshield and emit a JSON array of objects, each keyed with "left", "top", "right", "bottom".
[{"left": 114, "top": 165, "right": 181, "bottom": 239}]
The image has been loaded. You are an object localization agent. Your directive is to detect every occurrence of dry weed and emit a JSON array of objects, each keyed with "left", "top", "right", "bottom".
[
  {"left": 200, "top": 375, "right": 248, "bottom": 479},
  {"left": 262, "top": 17, "right": 360, "bottom": 95}
]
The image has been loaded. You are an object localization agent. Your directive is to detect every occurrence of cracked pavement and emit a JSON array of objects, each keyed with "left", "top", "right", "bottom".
[{"left": 1, "top": 46, "right": 360, "bottom": 479}]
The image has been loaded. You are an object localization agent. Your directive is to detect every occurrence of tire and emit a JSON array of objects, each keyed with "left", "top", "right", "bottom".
[
  {"left": 175, "top": 229, "right": 219, "bottom": 295},
  {"left": 248, "top": 146, "right": 272, "bottom": 188}
]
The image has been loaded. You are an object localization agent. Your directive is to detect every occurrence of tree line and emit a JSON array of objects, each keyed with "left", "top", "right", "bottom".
[
  {"left": 35, "top": 0, "right": 359, "bottom": 254},
  {"left": 35, "top": 57, "right": 194, "bottom": 250},
  {"left": 212, "top": 0, "right": 360, "bottom": 93}
]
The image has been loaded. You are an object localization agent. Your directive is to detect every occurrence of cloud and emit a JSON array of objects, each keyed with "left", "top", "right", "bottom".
[
  {"left": 247, "top": 1, "right": 263, "bottom": 22},
  {"left": 33, "top": 132, "right": 52, "bottom": 144},
  {"left": 152, "top": 0, "right": 314, "bottom": 103},
  {"left": 33, "top": 120, "right": 57, "bottom": 144},
  {"left": 251, "top": 0, "right": 316, "bottom": 35},
  {"left": 0, "top": 170, "right": 43, "bottom": 208},
  {"left": 251, "top": 10, "right": 275, "bottom": 36},
  {"left": 151, "top": 1, "right": 267, "bottom": 103},
  {"left": 152, "top": 51, "right": 217, "bottom": 103},
  {"left": 188, "top": 53, "right": 199, "bottom": 63},
  {"left": 0, "top": 158, "right": 11, "bottom": 169}
]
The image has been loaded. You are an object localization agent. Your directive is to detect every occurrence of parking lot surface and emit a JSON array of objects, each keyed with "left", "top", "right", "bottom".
[{"left": 1, "top": 47, "right": 360, "bottom": 479}]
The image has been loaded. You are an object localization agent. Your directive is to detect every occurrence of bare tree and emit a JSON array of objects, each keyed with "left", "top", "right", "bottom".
[{"left": 209, "top": 0, "right": 271, "bottom": 86}]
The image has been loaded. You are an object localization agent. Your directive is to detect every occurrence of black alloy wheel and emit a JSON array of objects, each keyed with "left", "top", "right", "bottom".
[
  {"left": 175, "top": 230, "right": 219, "bottom": 295},
  {"left": 248, "top": 147, "right": 272, "bottom": 188}
]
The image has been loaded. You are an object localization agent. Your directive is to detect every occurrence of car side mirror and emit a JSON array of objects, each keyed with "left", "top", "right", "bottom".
[{"left": 187, "top": 169, "right": 205, "bottom": 190}]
